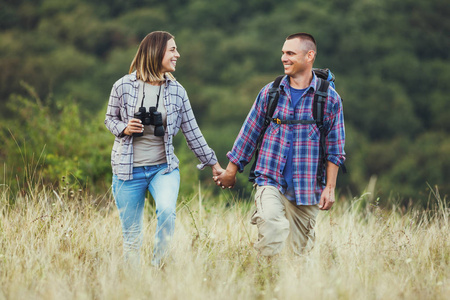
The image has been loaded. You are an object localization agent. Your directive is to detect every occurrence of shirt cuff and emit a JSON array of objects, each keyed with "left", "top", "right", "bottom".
[
  {"left": 116, "top": 123, "right": 127, "bottom": 138},
  {"left": 327, "top": 155, "right": 345, "bottom": 167},
  {"left": 196, "top": 153, "right": 218, "bottom": 170},
  {"left": 226, "top": 151, "right": 245, "bottom": 173}
]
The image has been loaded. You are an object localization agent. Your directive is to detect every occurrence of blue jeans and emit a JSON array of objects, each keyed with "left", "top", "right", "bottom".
[{"left": 112, "top": 164, "right": 180, "bottom": 267}]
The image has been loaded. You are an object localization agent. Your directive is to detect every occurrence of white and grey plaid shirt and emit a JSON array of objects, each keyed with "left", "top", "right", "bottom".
[{"left": 105, "top": 72, "right": 218, "bottom": 180}]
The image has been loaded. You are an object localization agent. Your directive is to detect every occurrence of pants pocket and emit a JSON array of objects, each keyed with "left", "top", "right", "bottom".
[
  {"left": 250, "top": 210, "right": 258, "bottom": 225},
  {"left": 250, "top": 187, "right": 266, "bottom": 225},
  {"left": 306, "top": 217, "right": 316, "bottom": 238}
]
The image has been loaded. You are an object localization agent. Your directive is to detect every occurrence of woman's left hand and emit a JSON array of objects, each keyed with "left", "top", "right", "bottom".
[{"left": 211, "top": 163, "right": 225, "bottom": 178}]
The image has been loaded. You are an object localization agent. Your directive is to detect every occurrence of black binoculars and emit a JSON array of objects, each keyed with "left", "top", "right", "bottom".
[{"left": 133, "top": 106, "right": 165, "bottom": 137}]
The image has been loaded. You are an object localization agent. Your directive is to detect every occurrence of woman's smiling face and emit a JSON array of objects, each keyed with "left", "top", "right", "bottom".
[{"left": 161, "top": 38, "right": 180, "bottom": 73}]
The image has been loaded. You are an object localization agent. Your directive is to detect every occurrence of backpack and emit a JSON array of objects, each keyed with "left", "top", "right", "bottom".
[{"left": 248, "top": 68, "right": 346, "bottom": 184}]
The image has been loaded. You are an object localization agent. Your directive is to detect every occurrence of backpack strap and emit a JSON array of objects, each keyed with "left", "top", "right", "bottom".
[
  {"left": 263, "top": 75, "right": 284, "bottom": 128},
  {"left": 314, "top": 78, "right": 330, "bottom": 186},
  {"left": 271, "top": 119, "right": 316, "bottom": 125},
  {"left": 249, "top": 75, "right": 284, "bottom": 182},
  {"left": 249, "top": 74, "right": 346, "bottom": 184}
]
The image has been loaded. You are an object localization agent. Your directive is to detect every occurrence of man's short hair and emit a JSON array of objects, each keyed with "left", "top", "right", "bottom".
[{"left": 286, "top": 33, "right": 317, "bottom": 53}]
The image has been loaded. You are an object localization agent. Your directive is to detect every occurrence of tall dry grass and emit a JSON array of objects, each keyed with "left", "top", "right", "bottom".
[{"left": 0, "top": 182, "right": 448, "bottom": 300}]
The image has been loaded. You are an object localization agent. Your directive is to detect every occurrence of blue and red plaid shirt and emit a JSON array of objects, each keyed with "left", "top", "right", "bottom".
[{"left": 227, "top": 73, "right": 346, "bottom": 205}]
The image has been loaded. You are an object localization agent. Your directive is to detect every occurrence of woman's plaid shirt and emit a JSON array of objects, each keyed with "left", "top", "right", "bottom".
[
  {"left": 227, "top": 74, "right": 346, "bottom": 205},
  {"left": 105, "top": 72, "right": 218, "bottom": 180}
]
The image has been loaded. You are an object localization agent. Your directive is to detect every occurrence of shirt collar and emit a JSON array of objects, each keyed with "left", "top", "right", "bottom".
[{"left": 279, "top": 71, "right": 318, "bottom": 93}]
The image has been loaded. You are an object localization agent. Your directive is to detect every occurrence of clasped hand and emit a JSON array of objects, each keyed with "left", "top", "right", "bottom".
[{"left": 212, "top": 163, "right": 237, "bottom": 189}]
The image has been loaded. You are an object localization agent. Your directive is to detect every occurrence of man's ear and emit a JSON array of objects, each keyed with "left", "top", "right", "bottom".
[{"left": 307, "top": 50, "right": 316, "bottom": 62}]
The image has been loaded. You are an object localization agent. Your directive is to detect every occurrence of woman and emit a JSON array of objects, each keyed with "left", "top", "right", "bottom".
[{"left": 105, "top": 31, "right": 223, "bottom": 268}]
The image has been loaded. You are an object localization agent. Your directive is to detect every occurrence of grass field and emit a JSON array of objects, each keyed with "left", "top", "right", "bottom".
[{"left": 0, "top": 183, "right": 448, "bottom": 300}]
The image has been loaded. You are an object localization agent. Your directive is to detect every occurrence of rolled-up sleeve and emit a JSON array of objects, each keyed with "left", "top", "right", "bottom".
[
  {"left": 227, "top": 88, "right": 268, "bottom": 172},
  {"left": 180, "top": 90, "right": 218, "bottom": 169},
  {"left": 324, "top": 93, "right": 346, "bottom": 167},
  {"left": 105, "top": 83, "right": 127, "bottom": 137}
]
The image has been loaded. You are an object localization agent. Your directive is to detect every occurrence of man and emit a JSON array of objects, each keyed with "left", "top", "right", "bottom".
[{"left": 214, "top": 33, "right": 345, "bottom": 256}]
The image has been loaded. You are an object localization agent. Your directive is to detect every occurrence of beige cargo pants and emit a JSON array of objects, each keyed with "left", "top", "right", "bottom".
[{"left": 251, "top": 185, "right": 319, "bottom": 256}]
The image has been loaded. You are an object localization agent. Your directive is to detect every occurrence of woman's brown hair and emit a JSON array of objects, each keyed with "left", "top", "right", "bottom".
[{"left": 129, "top": 31, "right": 175, "bottom": 82}]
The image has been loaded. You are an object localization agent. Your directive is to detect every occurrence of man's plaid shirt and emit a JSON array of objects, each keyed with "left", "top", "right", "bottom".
[
  {"left": 227, "top": 73, "right": 346, "bottom": 205},
  {"left": 105, "top": 72, "right": 218, "bottom": 180}
]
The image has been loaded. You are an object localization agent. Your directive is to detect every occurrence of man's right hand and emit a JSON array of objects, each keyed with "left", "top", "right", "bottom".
[{"left": 213, "top": 162, "right": 238, "bottom": 189}]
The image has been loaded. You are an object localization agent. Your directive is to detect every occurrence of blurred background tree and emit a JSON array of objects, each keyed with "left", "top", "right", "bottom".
[{"left": 0, "top": 0, "right": 448, "bottom": 205}]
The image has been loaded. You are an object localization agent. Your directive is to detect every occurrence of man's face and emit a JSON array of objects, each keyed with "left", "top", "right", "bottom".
[
  {"left": 281, "top": 38, "right": 312, "bottom": 77},
  {"left": 161, "top": 38, "right": 180, "bottom": 73}
]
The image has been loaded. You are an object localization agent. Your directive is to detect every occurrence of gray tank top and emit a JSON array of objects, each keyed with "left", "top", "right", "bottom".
[{"left": 133, "top": 80, "right": 167, "bottom": 167}]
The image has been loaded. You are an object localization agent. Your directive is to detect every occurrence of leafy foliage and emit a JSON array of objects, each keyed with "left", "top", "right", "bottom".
[
  {"left": 0, "top": 86, "right": 112, "bottom": 193},
  {"left": 0, "top": 0, "right": 449, "bottom": 203}
]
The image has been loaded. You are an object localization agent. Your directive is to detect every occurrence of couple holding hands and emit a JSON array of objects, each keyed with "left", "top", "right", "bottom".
[{"left": 105, "top": 31, "right": 345, "bottom": 268}]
